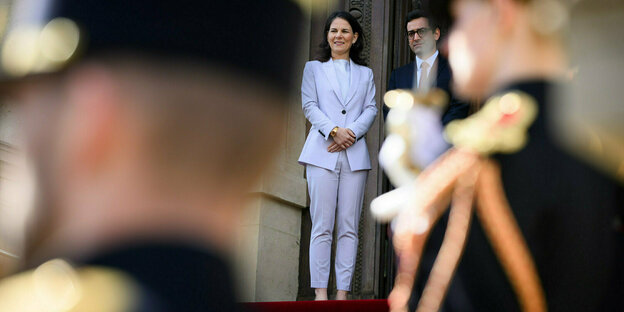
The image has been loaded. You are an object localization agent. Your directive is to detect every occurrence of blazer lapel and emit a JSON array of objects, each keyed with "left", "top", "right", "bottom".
[
  {"left": 322, "top": 59, "right": 345, "bottom": 106},
  {"left": 344, "top": 59, "right": 360, "bottom": 105},
  {"left": 435, "top": 56, "right": 444, "bottom": 82}
]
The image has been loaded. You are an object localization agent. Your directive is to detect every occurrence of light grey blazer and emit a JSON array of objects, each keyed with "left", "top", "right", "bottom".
[{"left": 298, "top": 59, "right": 378, "bottom": 171}]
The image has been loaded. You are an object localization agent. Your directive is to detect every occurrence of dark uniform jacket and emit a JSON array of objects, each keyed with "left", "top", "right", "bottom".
[
  {"left": 84, "top": 242, "right": 240, "bottom": 312},
  {"left": 441, "top": 80, "right": 623, "bottom": 311}
]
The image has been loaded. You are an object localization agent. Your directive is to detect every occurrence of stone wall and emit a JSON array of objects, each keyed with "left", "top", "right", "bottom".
[
  {"left": 233, "top": 2, "right": 312, "bottom": 301},
  {"left": 0, "top": 103, "right": 21, "bottom": 275}
]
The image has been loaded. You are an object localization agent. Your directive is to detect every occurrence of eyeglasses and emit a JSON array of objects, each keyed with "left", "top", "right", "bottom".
[{"left": 407, "top": 28, "right": 431, "bottom": 39}]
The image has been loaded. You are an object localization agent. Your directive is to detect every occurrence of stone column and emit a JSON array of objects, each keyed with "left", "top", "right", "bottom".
[
  {"left": 234, "top": 2, "right": 313, "bottom": 302},
  {"left": 0, "top": 103, "right": 22, "bottom": 275}
]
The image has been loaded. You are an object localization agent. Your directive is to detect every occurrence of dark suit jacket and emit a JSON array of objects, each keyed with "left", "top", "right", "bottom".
[{"left": 384, "top": 54, "right": 469, "bottom": 125}]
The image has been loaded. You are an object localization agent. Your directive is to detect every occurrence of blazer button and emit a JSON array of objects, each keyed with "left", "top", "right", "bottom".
[{"left": 341, "top": 110, "right": 346, "bottom": 114}]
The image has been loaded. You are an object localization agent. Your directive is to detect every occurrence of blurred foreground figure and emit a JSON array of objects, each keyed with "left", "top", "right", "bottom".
[
  {"left": 0, "top": 0, "right": 302, "bottom": 311},
  {"left": 373, "top": 0, "right": 623, "bottom": 311}
]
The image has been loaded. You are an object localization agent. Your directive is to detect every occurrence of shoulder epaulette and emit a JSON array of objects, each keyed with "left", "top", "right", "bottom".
[{"left": 445, "top": 91, "right": 537, "bottom": 155}]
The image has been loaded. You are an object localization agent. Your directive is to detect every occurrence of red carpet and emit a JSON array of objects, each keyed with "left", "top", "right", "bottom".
[{"left": 242, "top": 299, "right": 389, "bottom": 312}]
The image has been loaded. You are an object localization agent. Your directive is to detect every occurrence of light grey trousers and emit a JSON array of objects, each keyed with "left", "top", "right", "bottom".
[{"left": 306, "top": 151, "right": 368, "bottom": 291}]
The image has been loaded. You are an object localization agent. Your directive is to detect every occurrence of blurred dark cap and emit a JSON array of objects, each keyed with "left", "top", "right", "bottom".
[
  {"left": 423, "top": 0, "right": 454, "bottom": 34},
  {"left": 0, "top": 0, "right": 304, "bottom": 92}
]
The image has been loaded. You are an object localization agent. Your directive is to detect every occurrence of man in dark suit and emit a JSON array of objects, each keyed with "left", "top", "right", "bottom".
[
  {"left": 382, "top": 10, "right": 473, "bottom": 312},
  {"left": 384, "top": 10, "right": 469, "bottom": 125}
]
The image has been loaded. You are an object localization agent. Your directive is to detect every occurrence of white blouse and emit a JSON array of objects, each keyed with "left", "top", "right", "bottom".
[{"left": 333, "top": 59, "right": 351, "bottom": 102}]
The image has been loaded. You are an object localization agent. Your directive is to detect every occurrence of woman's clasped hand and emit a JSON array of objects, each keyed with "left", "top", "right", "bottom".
[{"left": 328, "top": 127, "right": 356, "bottom": 152}]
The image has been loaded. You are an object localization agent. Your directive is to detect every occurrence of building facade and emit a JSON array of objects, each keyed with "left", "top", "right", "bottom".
[{"left": 0, "top": 0, "right": 423, "bottom": 302}]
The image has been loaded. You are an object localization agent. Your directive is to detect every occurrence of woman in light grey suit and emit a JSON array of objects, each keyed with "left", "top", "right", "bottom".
[{"left": 298, "top": 11, "right": 378, "bottom": 300}]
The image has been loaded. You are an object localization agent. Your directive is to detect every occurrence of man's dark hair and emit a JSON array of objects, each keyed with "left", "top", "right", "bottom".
[
  {"left": 317, "top": 11, "right": 367, "bottom": 66},
  {"left": 405, "top": 9, "right": 440, "bottom": 32}
]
